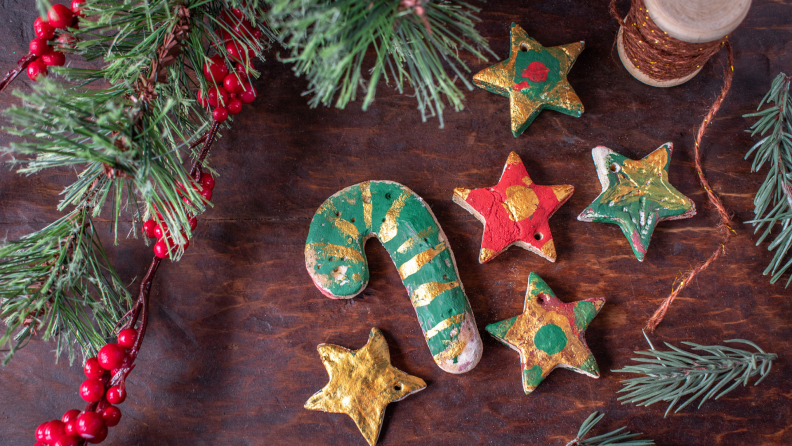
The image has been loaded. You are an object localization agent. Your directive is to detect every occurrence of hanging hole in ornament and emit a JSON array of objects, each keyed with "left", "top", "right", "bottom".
[
  {"left": 534, "top": 232, "right": 543, "bottom": 241},
  {"left": 520, "top": 43, "right": 529, "bottom": 52},
  {"left": 537, "top": 295, "right": 544, "bottom": 303},
  {"left": 609, "top": 163, "right": 620, "bottom": 173},
  {"left": 394, "top": 384, "right": 402, "bottom": 391},
  {"left": 385, "top": 193, "right": 392, "bottom": 200}
]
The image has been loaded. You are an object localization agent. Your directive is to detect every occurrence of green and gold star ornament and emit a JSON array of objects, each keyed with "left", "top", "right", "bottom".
[
  {"left": 304, "top": 328, "right": 427, "bottom": 446},
  {"left": 577, "top": 143, "right": 696, "bottom": 261},
  {"left": 473, "top": 23, "right": 584, "bottom": 137},
  {"left": 485, "top": 273, "right": 605, "bottom": 394}
]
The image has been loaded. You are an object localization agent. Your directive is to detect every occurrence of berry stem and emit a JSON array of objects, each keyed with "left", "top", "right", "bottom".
[
  {"left": 0, "top": 53, "right": 36, "bottom": 92},
  {"left": 191, "top": 120, "right": 221, "bottom": 182}
]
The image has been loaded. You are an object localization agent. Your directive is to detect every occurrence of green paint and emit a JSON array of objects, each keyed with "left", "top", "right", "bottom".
[
  {"left": 578, "top": 354, "right": 599, "bottom": 375},
  {"left": 533, "top": 324, "right": 567, "bottom": 355},
  {"left": 523, "top": 364, "right": 544, "bottom": 388},
  {"left": 485, "top": 316, "right": 518, "bottom": 341},
  {"left": 573, "top": 301, "right": 597, "bottom": 332},
  {"left": 306, "top": 181, "right": 475, "bottom": 359}
]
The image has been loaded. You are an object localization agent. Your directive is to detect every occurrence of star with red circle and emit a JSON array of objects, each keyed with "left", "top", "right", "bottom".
[{"left": 452, "top": 151, "right": 574, "bottom": 263}]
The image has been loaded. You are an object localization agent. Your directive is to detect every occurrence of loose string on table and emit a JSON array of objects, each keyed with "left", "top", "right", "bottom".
[{"left": 609, "top": 0, "right": 736, "bottom": 331}]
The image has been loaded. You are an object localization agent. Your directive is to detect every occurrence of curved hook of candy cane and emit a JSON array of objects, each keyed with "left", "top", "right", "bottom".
[{"left": 305, "top": 181, "right": 483, "bottom": 374}]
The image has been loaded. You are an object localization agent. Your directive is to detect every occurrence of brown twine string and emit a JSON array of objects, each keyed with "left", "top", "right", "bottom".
[
  {"left": 608, "top": 0, "right": 736, "bottom": 331},
  {"left": 610, "top": 0, "right": 725, "bottom": 82}
]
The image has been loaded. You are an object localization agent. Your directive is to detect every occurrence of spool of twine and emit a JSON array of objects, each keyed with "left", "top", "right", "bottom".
[{"left": 613, "top": 0, "right": 750, "bottom": 87}]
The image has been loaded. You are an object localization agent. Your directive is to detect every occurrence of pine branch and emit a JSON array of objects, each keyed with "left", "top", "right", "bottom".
[
  {"left": 268, "top": 0, "right": 493, "bottom": 128},
  {"left": 613, "top": 334, "right": 776, "bottom": 417},
  {"left": 743, "top": 72, "right": 792, "bottom": 286},
  {"left": 566, "top": 412, "right": 654, "bottom": 446}
]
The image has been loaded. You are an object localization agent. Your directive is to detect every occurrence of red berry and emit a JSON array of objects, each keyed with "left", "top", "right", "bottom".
[
  {"left": 234, "top": 62, "right": 249, "bottom": 75},
  {"left": 54, "top": 436, "right": 80, "bottom": 446},
  {"left": 62, "top": 409, "right": 81, "bottom": 424},
  {"left": 202, "top": 55, "right": 229, "bottom": 84},
  {"left": 188, "top": 216, "right": 198, "bottom": 231},
  {"left": 76, "top": 412, "right": 105, "bottom": 440},
  {"left": 64, "top": 419, "right": 78, "bottom": 437},
  {"left": 106, "top": 385, "right": 127, "bottom": 404},
  {"left": 80, "top": 379, "right": 105, "bottom": 402},
  {"left": 153, "top": 223, "right": 167, "bottom": 240},
  {"left": 252, "top": 29, "right": 262, "bottom": 40},
  {"left": 142, "top": 219, "right": 157, "bottom": 238},
  {"left": 48, "top": 4, "right": 74, "bottom": 29},
  {"left": 97, "top": 343, "right": 126, "bottom": 370},
  {"left": 227, "top": 98, "right": 243, "bottom": 115},
  {"left": 102, "top": 406, "right": 122, "bottom": 427},
  {"left": 29, "top": 38, "right": 53, "bottom": 57},
  {"left": 84, "top": 357, "right": 105, "bottom": 379},
  {"left": 213, "top": 107, "right": 229, "bottom": 122},
  {"left": 231, "top": 8, "right": 244, "bottom": 19},
  {"left": 71, "top": 0, "right": 85, "bottom": 17},
  {"left": 199, "top": 173, "right": 215, "bottom": 191},
  {"left": 44, "top": 420, "right": 67, "bottom": 441},
  {"left": 207, "top": 86, "right": 229, "bottom": 108},
  {"left": 223, "top": 73, "right": 243, "bottom": 94},
  {"left": 36, "top": 422, "right": 49, "bottom": 441},
  {"left": 153, "top": 240, "right": 170, "bottom": 258},
  {"left": 200, "top": 188, "right": 213, "bottom": 202},
  {"left": 27, "top": 60, "right": 48, "bottom": 81},
  {"left": 225, "top": 41, "right": 252, "bottom": 64},
  {"left": 117, "top": 328, "right": 137, "bottom": 348},
  {"left": 34, "top": 17, "right": 56, "bottom": 39},
  {"left": 87, "top": 425, "right": 108, "bottom": 444},
  {"left": 239, "top": 83, "right": 257, "bottom": 104},
  {"left": 233, "top": 20, "right": 254, "bottom": 39},
  {"left": 42, "top": 51, "right": 66, "bottom": 66},
  {"left": 197, "top": 89, "right": 208, "bottom": 107}
]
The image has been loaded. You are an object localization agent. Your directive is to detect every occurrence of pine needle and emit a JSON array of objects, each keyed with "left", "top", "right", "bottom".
[{"left": 567, "top": 411, "right": 654, "bottom": 446}]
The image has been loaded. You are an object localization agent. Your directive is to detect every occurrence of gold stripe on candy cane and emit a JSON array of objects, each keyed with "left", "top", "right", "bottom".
[
  {"left": 398, "top": 242, "right": 446, "bottom": 280},
  {"left": 360, "top": 181, "right": 372, "bottom": 231},
  {"left": 306, "top": 243, "right": 365, "bottom": 263},
  {"left": 396, "top": 226, "right": 436, "bottom": 254},
  {"left": 334, "top": 217, "right": 359, "bottom": 239},
  {"left": 410, "top": 281, "right": 459, "bottom": 307},
  {"left": 433, "top": 338, "right": 468, "bottom": 364},
  {"left": 424, "top": 314, "right": 464, "bottom": 340},
  {"left": 379, "top": 190, "right": 410, "bottom": 243}
]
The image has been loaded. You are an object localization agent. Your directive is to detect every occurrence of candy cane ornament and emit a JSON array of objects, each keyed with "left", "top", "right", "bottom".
[{"left": 305, "top": 181, "right": 483, "bottom": 374}]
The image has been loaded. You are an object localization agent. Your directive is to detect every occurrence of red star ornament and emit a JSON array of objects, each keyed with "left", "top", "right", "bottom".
[{"left": 452, "top": 152, "right": 574, "bottom": 263}]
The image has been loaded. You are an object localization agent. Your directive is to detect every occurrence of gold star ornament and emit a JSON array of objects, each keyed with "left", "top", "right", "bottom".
[
  {"left": 304, "top": 328, "right": 427, "bottom": 445},
  {"left": 473, "top": 23, "right": 585, "bottom": 137}
]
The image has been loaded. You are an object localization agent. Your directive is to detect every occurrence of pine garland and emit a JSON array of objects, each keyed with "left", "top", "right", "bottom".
[
  {"left": 566, "top": 412, "right": 654, "bottom": 446},
  {"left": 744, "top": 72, "right": 792, "bottom": 285}
]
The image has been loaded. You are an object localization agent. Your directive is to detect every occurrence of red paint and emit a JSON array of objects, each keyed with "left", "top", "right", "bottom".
[
  {"left": 523, "top": 62, "right": 549, "bottom": 82},
  {"left": 512, "top": 81, "right": 530, "bottom": 91}
]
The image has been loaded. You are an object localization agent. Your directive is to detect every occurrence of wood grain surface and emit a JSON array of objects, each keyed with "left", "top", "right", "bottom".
[{"left": 1, "top": 1, "right": 791, "bottom": 445}]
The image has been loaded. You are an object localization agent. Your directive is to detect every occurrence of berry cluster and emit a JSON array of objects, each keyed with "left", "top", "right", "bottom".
[
  {"left": 197, "top": 9, "right": 260, "bottom": 121},
  {"left": 143, "top": 173, "right": 216, "bottom": 258},
  {"left": 26, "top": 2, "right": 83, "bottom": 81},
  {"left": 32, "top": 329, "right": 136, "bottom": 446}
]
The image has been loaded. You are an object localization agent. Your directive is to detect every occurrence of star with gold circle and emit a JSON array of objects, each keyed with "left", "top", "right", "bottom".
[
  {"left": 452, "top": 151, "right": 574, "bottom": 263},
  {"left": 577, "top": 143, "right": 696, "bottom": 261},
  {"left": 473, "top": 23, "right": 585, "bottom": 137},
  {"left": 304, "top": 328, "right": 427, "bottom": 446},
  {"left": 485, "top": 273, "right": 605, "bottom": 394}
]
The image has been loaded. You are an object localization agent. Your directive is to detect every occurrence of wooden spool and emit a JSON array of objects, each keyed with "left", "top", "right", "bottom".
[{"left": 617, "top": 0, "right": 751, "bottom": 87}]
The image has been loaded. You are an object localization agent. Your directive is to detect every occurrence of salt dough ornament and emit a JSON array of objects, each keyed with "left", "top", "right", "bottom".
[
  {"left": 473, "top": 23, "right": 585, "bottom": 137},
  {"left": 486, "top": 273, "right": 605, "bottom": 394},
  {"left": 577, "top": 143, "right": 696, "bottom": 261},
  {"left": 305, "top": 181, "right": 482, "bottom": 374},
  {"left": 452, "top": 151, "right": 574, "bottom": 263},
  {"left": 305, "top": 328, "right": 427, "bottom": 446}
]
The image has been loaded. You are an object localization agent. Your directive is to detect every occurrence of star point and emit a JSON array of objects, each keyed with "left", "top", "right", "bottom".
[
  {"left": 305, "top": 328, "right": 427, "bottom": 446},
  {"left": 453, "top": 151, "right": 574, "bottom": 263},
  {"left": 577, "top": 143, "right": 696, "bottom": 261},
  {"left": 473, "top": 23, "right": 585, "bottom": 137},
  {"left": 485, "top": 273, "right": 605, "bottom": 394}
]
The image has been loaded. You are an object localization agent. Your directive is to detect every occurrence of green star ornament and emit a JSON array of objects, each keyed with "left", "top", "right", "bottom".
[
  {"left": 577, "top": 143, "right": 696, "bottom": 261},
  {"left": 485, "top": 273, "right": 605, "bottom": 394},
  {"left": 473, "top": 23, "right": 585, "bottom": 137}
]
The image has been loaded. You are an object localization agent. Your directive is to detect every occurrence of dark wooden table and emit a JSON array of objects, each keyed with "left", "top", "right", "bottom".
[{"left": 1, "top": 1, "right": 791, "bottom": 445}]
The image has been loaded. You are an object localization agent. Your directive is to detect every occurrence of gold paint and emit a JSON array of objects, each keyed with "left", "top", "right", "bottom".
[
  {"left": 501, "top": 185, "right": 539, "bottom": 222},
  {"left": 360, "top": 181, "right": 372, "bottom": 231},
  {"left": 433, "top": 339, "right": 468, "bottom": 365},
  {"left": 396, "top": 226, "right": 437, "bottom": 254},
  {"left": 550, "top": 184, "right": 574, "bottom": 203},
  {"left": 410, "top": 281, "right": 460, "bottom": 307},
  {"left": 424, "top": 314, "right": 465, "bottom": 340},
  {"left": 506, "top": 151, "right": 522, "bottom": 165},
  {"left": 305, "top": 328, "right": 427, "bottom": 446},
  {"left": 334, "top": 218, "right": 359, "bottom": 240},
  {"left": 479, "top": 248, "right": 497, "bottom": 263},
  {"left": 397, "top": 242, "right": 446, "bottom": 280},
  {"left": 522, "top": 176, "right": 533, "bottom": 187},
  {"left": 306, "top": 243, "right": 364, "bottom": 263},
  {"left": 540, "top": 239, "right": 556, "bottom": 261},
  {"left": 453, "top": 187, "right": 471, "bottom": 201},
  {"left": 352, "top": 273, "right": 361, "bottom": 282},
  {"left": 378, "top": 190, "right": 410, "bottom": 243}
]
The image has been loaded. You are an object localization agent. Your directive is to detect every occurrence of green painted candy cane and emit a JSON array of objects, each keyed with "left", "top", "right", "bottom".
[{"left": 305, "top": 181, "right": 482, "bottom": 374}]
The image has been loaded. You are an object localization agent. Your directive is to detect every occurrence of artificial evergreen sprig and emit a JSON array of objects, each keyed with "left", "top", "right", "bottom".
[
  {"left": 613, "top": 334, "right": 776, "bottom": 417},
  {"left": 566, "top": 412, "right": 654, "bottom": 446},
  {"left": 268, "top": 0, "right": 493, "bottom": 127},
  {"left": 743, "top": 72, "right": 792, "bottom": 285}
]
